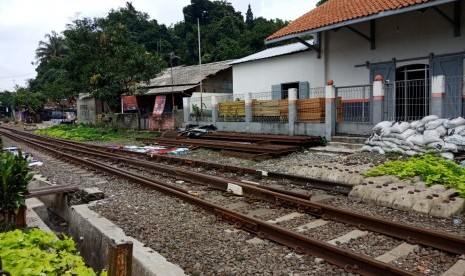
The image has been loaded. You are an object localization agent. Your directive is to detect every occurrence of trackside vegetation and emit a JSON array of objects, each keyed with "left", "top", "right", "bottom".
[
  {"left": 364, "top": 154, "right": 465, "bottom": 197},
  {"left": 0, "top": 229, "right": 105, "bottom": 276}
]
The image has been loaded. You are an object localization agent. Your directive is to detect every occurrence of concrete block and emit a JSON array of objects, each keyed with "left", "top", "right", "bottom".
[
  {"left": 375, "top": 242, "right": 419, "bottom": 263},
  {"left": 376, "top": 181, "right": 415, "bottom": 208},
  {"left": 348, "top": 183, "right": 372, "bottom": 202},
  {"left": 411, "top": 188, "right": 456, "bottom": 214},
  {"left": 327, "top": 230, "right": 369, "bottom": 245},
  {"left": 441, "top": 259, "right": 465, "bottom": 276},
  {"left": 362, "top": 183, "right": 399, "bottom": 205},
  {"left": 295, "top": 219, "right": 328, "bottom": 233},
  {"left": 69, "top": 204, "right": 185, "bottom": 275},
  {"left": 267, "top": 212, "right": 305, "bottom": 224},
  {"left": 429, "top": 197, "right": 465, "bottom": 218},
  {"left": 392, "top": 183, "right": 430, "bottom": 212}
]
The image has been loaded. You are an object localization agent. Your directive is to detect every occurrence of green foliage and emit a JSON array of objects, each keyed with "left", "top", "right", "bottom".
[
  {"left": 11, "top": 87, "right": 47, "bottom": 115},
  {"left": 0, "top": 151, "right": 33, "bottom": 214},
  {"left": 35, "top": 124, "right": 156, "bottom": 141},
  {"left": 364, "top": 154, "right": 465, "bottom": 197},
  {"left": 0, "top": 228, "right": 104, "bottom": 276}
]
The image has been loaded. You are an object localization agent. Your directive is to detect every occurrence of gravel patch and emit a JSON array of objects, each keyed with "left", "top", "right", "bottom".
[
  {"left": 303, "top": 222, "right": 356, "bottom": 241},
  {"left": 338, "top": 233, "right": 404, "bottom": 258},
  {"left": 392, "top": 247, "right": 460, "bottom": 275}
]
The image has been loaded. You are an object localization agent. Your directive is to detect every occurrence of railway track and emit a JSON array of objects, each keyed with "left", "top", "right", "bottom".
[{"left": 2, "top": 127, "right": 465, "bottom": 275}]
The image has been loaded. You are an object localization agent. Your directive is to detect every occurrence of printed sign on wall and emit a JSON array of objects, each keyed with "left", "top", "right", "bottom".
[
  {"left": 152, "top": 95, "right": 166, "bottom": 117},
  {"left": 122, "top": 96, "right": 138, "bottom": 111}
]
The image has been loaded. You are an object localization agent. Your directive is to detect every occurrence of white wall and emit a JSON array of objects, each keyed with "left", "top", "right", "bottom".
[
  {"left": 326, "top": 1, "right": 465, "bottom": 86},
  {"left": 232, "top": 50, "right": 325, "bottom": 96}
]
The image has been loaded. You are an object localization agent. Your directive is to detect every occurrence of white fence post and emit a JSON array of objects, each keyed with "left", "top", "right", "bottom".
[
  {"left": 245, "top": 93, "right": 252, "bottom": 133},
  {"left": 325, "top": 80, "right": 336, "bottom": 142},
  {"left": 431, "top": 75, "right": 445, "bottom": 118},
  {"left": 373, "top": 75, "right": 385, "bottom": 125},
  {"left": 288, "top": 88, "right": 298, "bottom": 136},
  {"left": 183, "top": 97, "right": 190, "bottom": 124},
  {"left": 211, "top": 95, "right": 218, "bottom": 124}
]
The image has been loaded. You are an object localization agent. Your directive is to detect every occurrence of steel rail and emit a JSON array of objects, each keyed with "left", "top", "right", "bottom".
[
  {"left": 0, "top": 129, "right": 415, "bottom": 276},
  {"left": 1, "top": 126, "right": 353, "bottom": 194},
  {"left": 2, "top": 129, "right": 465, "bottom": 256}
]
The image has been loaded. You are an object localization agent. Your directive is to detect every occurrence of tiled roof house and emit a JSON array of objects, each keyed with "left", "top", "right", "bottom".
[{"left": 262, "top": 0, "right": 465, "bottom": 135}]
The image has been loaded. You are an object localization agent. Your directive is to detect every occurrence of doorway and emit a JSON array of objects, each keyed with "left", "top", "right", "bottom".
[{"left": 395, "top": 64, "right": 430, "bottom": 121}]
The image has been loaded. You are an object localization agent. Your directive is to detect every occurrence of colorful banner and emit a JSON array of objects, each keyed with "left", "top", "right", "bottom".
[
  {"left": 122, "top": 96, "right": 138, "bottom": 111},
  {"left": 152, "top": 95, "right": 166, "bottom": 117}
]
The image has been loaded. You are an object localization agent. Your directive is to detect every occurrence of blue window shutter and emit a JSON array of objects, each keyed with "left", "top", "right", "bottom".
[
  {"left": 299, "top": 81, "right": 309, "bottom": 99},
  {"left": 271, "top": 84, "right": 282, "bottom": 100}
]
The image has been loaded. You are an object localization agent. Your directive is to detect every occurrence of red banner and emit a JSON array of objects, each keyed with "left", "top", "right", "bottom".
[
  {"left": 122, "top": 96, "right": 138, "bottom": 111},
  {"left": 152, "top": 95, "right": 166, "bottom": 117}
]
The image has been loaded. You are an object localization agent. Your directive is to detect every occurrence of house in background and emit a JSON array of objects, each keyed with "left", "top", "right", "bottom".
[
  {"left": 266, "top": 0, "right": 465, "bottom": 135},
  {"left": 230, "top": 40, "right": 324, "bottom": 100},
  {"left": 121, "top": 60, "right": 234, "bottom": 130}
]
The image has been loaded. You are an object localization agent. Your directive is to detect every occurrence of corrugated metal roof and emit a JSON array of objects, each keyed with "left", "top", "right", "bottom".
[
  {"left": 144, "top": 59, "right": 235, "bottom": 88},
  {"left": 229, "top": 40, "right": 312, "bottom": 65},
  {"left": 145, "top": 84, "right": 198, "bottom": 95}
]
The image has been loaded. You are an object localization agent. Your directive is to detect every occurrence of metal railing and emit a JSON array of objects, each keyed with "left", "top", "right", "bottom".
[
  {"left": 297, "top": 87, "right": 325, "bottom": 123},
  {"left": 384, "top": 79, "right": 430, "bottom": 121},
  {"left": 336, "top": 85, "right": 372, "bottom": 122}
]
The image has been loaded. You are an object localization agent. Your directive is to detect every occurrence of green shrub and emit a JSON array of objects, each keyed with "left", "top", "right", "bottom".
[
  {"left": 0, "top": 228, "right": 104, "bottom": 276},
  {"left": 0, "top": 151, "right": 33, "bottom": 214},
  {"left": 364, "top": 154, "right": 465, "bottom": 197}
]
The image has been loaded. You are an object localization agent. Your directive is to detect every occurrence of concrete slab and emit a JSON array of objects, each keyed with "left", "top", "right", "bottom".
[
  {"left": 267, "top": 212, "right": 305, "bottom": 224},
  {"left": 441, "top": 259, "right": 465, "bottom": 276},
  {"left": 26, "top": 198, "right": 53, "bottom": 233},
  {"left": 375, "top": 242, "right": 419, "bottom": 263},
  {"left": 327, "top": 230, "right": 369, "bottom": 245},
  {"left": 430, "top": 197, "right": 465, "bottom": 218},
  {"left": 295, "top": 219, "right": 328, "bottom": 233},
  {"left": 411, "top": 188, "right": 458, "bottom": 215},
  {"left": 69, "top": 204, "right": 185, "bottom": 276}
]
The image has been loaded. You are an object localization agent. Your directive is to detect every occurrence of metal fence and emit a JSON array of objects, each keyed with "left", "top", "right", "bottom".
[
  {"left": 384, "top": 79, "right": 430, "bottom": 121},
  {"left": 336, "top": 85, "right": 372, "bottom": 122},
  {"left": 217, "top": 94, "right": 245, "bottom": 122},
  {"left": 297, "top": 87, "right": 325, "bottom": 123},
  {"left": 190, "top": 96, "right": 212, "bottom": 122}
]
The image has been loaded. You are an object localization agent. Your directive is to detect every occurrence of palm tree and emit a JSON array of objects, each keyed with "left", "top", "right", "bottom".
[{"left": 35, "top": 31, "right": 68, "bottom": 64}]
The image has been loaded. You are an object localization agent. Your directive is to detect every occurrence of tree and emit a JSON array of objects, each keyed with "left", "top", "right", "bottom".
[
  {"left": 11, "top": 87, "right": 46, "bottom": 115},
  {"left": 35, "top": 31, "right": 67, "bottom": 65},
  {"left": 245, "top": 4, "right": 254, "bottom": 30},
  {"left": 316, "top": 0, "right": 328, "bottom": 6}
]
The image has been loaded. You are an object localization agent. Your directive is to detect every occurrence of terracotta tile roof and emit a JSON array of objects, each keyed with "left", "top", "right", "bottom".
[{"left": 267, "top": 0, "right": 430, "bottom": 41}]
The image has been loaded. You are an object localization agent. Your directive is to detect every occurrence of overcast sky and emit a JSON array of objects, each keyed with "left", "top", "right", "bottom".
[{"left": 0, "top": 0, "right": 317, "bottom": 91}]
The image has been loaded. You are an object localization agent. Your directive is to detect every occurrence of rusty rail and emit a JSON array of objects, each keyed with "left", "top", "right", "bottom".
[
  {"left": 0, "top": 131, "right": 415, "bottom": 275},
  {"left": 1, "top": 128, "right": 465, "bottom": 256},
  {"left": 26, "top": 185, "right": 79, "bottom": 198}
]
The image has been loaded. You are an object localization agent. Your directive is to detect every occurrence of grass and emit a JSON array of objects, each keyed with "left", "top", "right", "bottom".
[{"left": 35, "top": 124, "right": 159, "bottom": 142}]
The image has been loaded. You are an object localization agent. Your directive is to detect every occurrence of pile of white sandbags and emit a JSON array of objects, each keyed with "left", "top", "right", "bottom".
[{"left": 362, "top": 115, "right": 465, "bottom": 159}]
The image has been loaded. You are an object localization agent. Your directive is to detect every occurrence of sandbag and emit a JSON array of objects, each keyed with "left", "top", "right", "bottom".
[
  {"left": 371, "top": 146, "right": 385, "bottom": 154},
  {"left": 416, "top": 126, "right": 425, "bottom": 133},
  {"left": 406, "top": 134, "right": 424, "bottom": 146},
  {"left": 423, "top": 129, "right": 442, "bottom": 144},
  {"left": 435, "top": 125, "right": 447, "bottom": 137},
  {"left": 405, "top": 150, "right": 419, "bottom": 156},
  {"left": 413, "top": 145, "right": 426, "bottom": 153},
  {"left": 425, "top": 141, "right": 444, "bottom": 150},
  {"left": 366, "top": 140, "right": 386, "bottom": 147},
  {"left": 444, "top": 134, "right": 465, "bottom": 146},
  {"left": 391, "top": 122, "right": 410, "bottom": 133},
  {"left": 425, "top": 119, "right": 446, "bottom": 130},
  {"left": 398, "top": 144, "right": 413, "bottom": 151},
  {"left": 383, "top": 140, "right": 398, "bottom": 149},
  {"left": 419, "top": 115, "right": 439, "bottom": 126},
  {"left": 444, "top": 117, "right": 465, "bottom": 129},
  {"left": 391, "top": 147, "right": 405, "bottom": 154},
  {"left": 443, "top": 142, "right": 458, "bottom": 153},
  {"left": 441, "top": 152, "right": 454, "bottom": 160},
  {"left": 373, "top": 121, "right": 394, "bottom": 132},
  {"left": 409, "top": 120, "right": 420, "bottom": 129},
  {"left": 361, "top": 145, "right": 372, "bottom": 152},
  {"left": 393, "top": 129, "right": 416, "bottom": 140}
]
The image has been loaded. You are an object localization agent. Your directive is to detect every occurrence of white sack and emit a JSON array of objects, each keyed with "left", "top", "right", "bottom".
[
  {"left": 361, "top": 145, "right": 372, "bottom": 152},
  {"left": 419, "top": 115, "right": 439, "bottom": 126},
  {"left": 405, "top": 150, "right": 419, "bottom": 156},
  {"left": 413, "top": 145, "right": 426, "bottom": 153},
  {"left": 373, "top": 121, "right": 394, "bottom": 132},
  {"left": 443, "top": 142, "right": 458, "bottom": 153},
  {"left": 425, "top": 140, "right": 444, "bottom": 150},
  {"left": 409, "top": 120, "right": 420, "bottom": 129},
  {"left": 444, "top": 134, "right": 465, "bottom": 146},
  {"left": 425, "top": 119, "right": 446, "bottom": 130},
  {"left": 371, "top": 146, "right": 385, "bottom": 154},
  {"left": 441, "top": 152, "right": 454, "bottom": 160},
  {"left": 406, "top": 134, "right": 424, "bottom": 146},
  {"left": 435, "top": 125, "right": 447, "bottom": 137},
  {"left": 394, "top": 129, "right": 416, "bottom": 140},
  {"left": 444, "top": 117, "right": 465, "bottom": 129},
  {"left": 391, "top": 122, "right": 410, "bottom": 133},
  {"left": 423, "top": 129, "right": 442, "bottom": 144}
]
